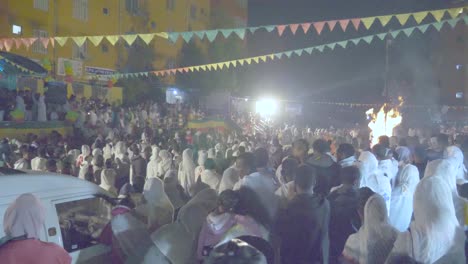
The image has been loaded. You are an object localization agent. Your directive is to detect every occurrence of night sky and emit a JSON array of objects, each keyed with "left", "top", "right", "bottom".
[{"left": 243, "top": 0, "right": 460, "bottom": 103}]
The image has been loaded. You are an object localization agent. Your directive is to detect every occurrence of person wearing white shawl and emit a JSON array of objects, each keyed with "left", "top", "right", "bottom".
[
  {"left": 343, "top": 194, "right": 397, "bottom": 264},
  {"left": 201, "top": 158, "right": 221, "bottom": 190},
  {"left": 77, "top": 145, "right": 91, "bottom": 179},
  {"left": 102, "top": 143, "right": 113, "bottom": 161},
  {"left": 424, "top": 159, "right": 468, "bottom": 226},
  {"left": 207, "top": 148, "right": 216, "bottom": 159},
  {"left": 444, "top": 146, "right": 467, "bottom": 184},
  {"left": 92, "top": 148, "right": 102, "bottom": 157},
  {"left": 135, "top": 177, "right": 174, "bottom": 233},
  {"left": 31, "top": 147, "right": 47, "bottom": 171},
  {"left": 146, "top": 146, "right": 160, "bottom": 178},
  {"left": 218, "top": 164, "right": 239, "bottom": 194},
  {"left": 143, "top": 189, "right": 217, "bottom": 264},
  {"left": 100, "top": 169, "right": 118, "bottom": 196},
  {"left": 358, "top": 151, "right": 392, "bottom": 214},
  {"left": 389, "top": 163, "right": 419, "bottom": 232},
  {"left": 157, "top": 150, "right": 173, "bottom": 178},
  {"left": 386, "top": 177, "right": 466, "bottom": 264},
  {"left": 275, "top": 158, "right": 299, "bottom": 206},
  {"left": 178, "top": 149, "right": 196, "bottom": 194},
  {"left": 195, "top": 150, "right": 208, "bottom": 180},
  {"left": 113, "top": 141, "right": 127, "bottom": 162}
]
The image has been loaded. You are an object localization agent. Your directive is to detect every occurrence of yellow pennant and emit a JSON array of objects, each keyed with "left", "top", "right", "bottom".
[
  {"left": 245, "top": 58, "right": 252, "bottom": 65},
  {"left": 155, "top": 32, "right": 169, "bottom": 39},
  {"left": 253, "top": 57, "right": 260, "bottom": 64},
  {"left": 225, "top": 62, "right": 231, "bottom": 68},
  {"left": 268, "top": 54, "right": 275, "bottom": 60},
  {"left": 88, "top": 36, "right": 103, "bottom": 46},
  {"left": 361, "top": 17, "right": 376, "bottom": 29},
  {"left": 232, "top": 60, "right": 237, "bottom": 67},
  {"left": 72, "top": 37, "right": 87, "bottom": 47},
  {"left": 396, "top": 14, "right": 411, "bottom": 25},
  {"left": 106, "top": 35, "right": 120, "bottom": 45},
  {"left": 54, "top": 37, "right": 68, "bottom": 46},
  {"left": 447, "top": 8, "right": 462, "bottom": 19},
  {"left": 122, "top": 34, "right": 138, "bottom": 45},
  {"left": 139, "top": 34, "right": 155, "bottom": 44},
  {"left": 200, "top": 65, "right": 207, "bottom": 71},
  {"left": 412, "top": 11, "right": 428, "bottom": 24},
  {"left": 218, "top": 63, "right": 224, "bottom": 70},
  {"left": 259, "top": 56, "right": 267, "bottom": 62},
  {"left": 430, "top": 10, "right": 445, "bottom": 21},
  {"left": 377, "top": 16, "right": 392, "bottom": 27},
  {"left": 238, "top": 59, "right": 245, "bottom": 66}
]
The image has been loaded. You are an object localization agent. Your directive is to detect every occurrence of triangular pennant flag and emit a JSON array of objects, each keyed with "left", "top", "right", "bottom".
[
  {"left": 284, "top": 51, "right": 293, "bottom": 58},
  {"left": 351, "top": 38, "right": 361, "bottom": 45},
  {"left": 21, "top": 38, "right": 36, "bottom": 49},
  {"left": 313, "top": 22, "right": 326, "bottom": 35},
  {"left": 55, "top": 37, "right": 68, "bottom": 46},
  {"left": 248, "top": 27, "right": 259, "bottom": 34},
  {"left": 168, "top": 33, "right": 179, "bottom": 43},
  {"left": 40, "top": 38, "right": 50, "bottom": 48},
  {"left": 417, "top": 24, "right": 430, "bottom": 33},
  {"left": 293, "top": 49, "right": 303, "bottom": 56},
  {"left": 350, "top": 19, "right": 360, "bottom": 30},
  {"left": 447, "top": 8, "right": 461, "bottom": 19},
  {"left": 72, "top": 36, "right": 87, "bottom": 47},
  {"left": 181, "top": 32, "right": 194, "bottom": 43},
  {"left": 361, "top": 17, "right": 376, "bottom": 29},
  {"left": 224, "top": 62, "right": 230, "bottom": 68},
  {"left": 327, "top": 20, "right": 337, "bottom": 31},
  {"left": 274, "top": 53, "right": 282, "bottom": 59},
  {"left": 13, "top": 39, "right": 22, "bottom": 49},
  {"left": 430, "top": 10, "right": 445, "bottom": 22},
  {"left": 212, "top": 64, "right": 218, "bottom": 70},
  {"left": 363, "top": 35, "right": 374, "bottom": 44},
  {"left": 183, "top": 67, "right": 190, "bottom": 73},
  {"left": 218, "top": 63, "right": 224, "bottom": 70},
  {"left": 138, "top": 34, "right": 154, "bottom": 44},
  {"left": 205, "top": 30, "right": 218, "bottom": 42},
  {"left": 245, "top": 58, "right": 252, "bottom": 65},
  {"left": 234, "top": 29, "right": 246, "bottom": 39},
  {"left": 391, "top": 30, "right": 401, "bottom": 38},
  {"left": 49, "top": 38, "right": 54, "bottom": 47},
  {"left": 378, "top": 15, "right": 392, "bottom": 27},
  {"left": 412, "top": 11, "right": 428, "bottom": 24},
  {"left": 396, "top": 14, "right": 411, "bottom": 25},
  {"left": 259, "top": 56, "right": 267, "bottom": 62},
  {"left": 106, "top": 35, "right": 119, "bottom": 45},
  {"left": 238, "top": 60, "right": 244, "bottom": 66},
  {"left": 3, "top": 39, "right": 13, "bottom": 51},
  {"left": 170, "top": 69, "right": 177, "bottom": 75},
  {"left": 316, "top": 45, "right": 325, "bottom": 52},
  {"left": 339, "top": 20, "right": 350, "bottom": 31},
  {"left": 264, "top": 26, "right": 275, "bottom": 32},
  {"left": 232, "top": 61, "right": 237, "bottom": 67},
  {"left": 301, "top": 23, "right": 312, "bottom": 33},
  {"left": 220, "top": 29, "right": 233, "bottom": 38},
  {"left": 432, "top": 21, "right": 443, "bottom": 31},
  {"left": 253, "top": 57, "right": 259, "bottom": 64},
  {"left": 377, "top": 33, "right": 387, "bottom": 40},
  {"left": 177, "top": 68, "right": 184, "bottom": 73},
  {"left": 194, "top": 31, "right": 205, "bottom": 40},
  {"left": 122, "top": 34, "right": 138, "bottom": 45},
  {"left": 337, "top": 41, "right": 347, "bottom": 48},
  {"left": 143, "top": 72, "right": 149, "bottom": 77},
  {"left": 277, "top": 25, "right": 287, "bottom": 36},
  {"left": 289, "top": 24, "right": 299, "bottom": 34},
  {"left": 326, "top": 42, "right": 337, "bottom": 50},
  {"left": 447, "top": 19, "right": 458, "bottom": 28},
  {"left": 304, "top": 48, "right": 313, "bottom": 54},
  {"left": 194, "top": 66, "right": 200, "bottom": 72},
  {"left": 88, "top": 36, "right": 104, "bottom": 46},
  {"left": 155, "top": 32, "right": 169, "bottom": 39},
  {"left": 268, "top": 54, "right": 275, "bottom": 60}
]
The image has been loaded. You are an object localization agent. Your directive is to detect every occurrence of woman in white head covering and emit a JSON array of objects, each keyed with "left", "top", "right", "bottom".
[
  {"left": 444, "top": 146, "right": 467, "bottom": 184},
  {"left": 195, "top": 150, "right": 208, "bottom": 180},
  {"left": 135, "top": 178, "right": 174, "bottom": 233},
  {"left": 0, "top": 193, "right": 71, "bottom": 263},
  {"left": 157, "top": 150, "right": 173, "bottom": 178},
  {"left": 208, "top": 148, "right": 216, "bottom": 159},
  {"left": 343, "top": 194, "right": 397, "bottom": 264},
  {"left": 201, "top": 159, "right": 221, "bottom": 190},
  {"left": 386, "top": 177, "right": 466, "bottom": 263},
  {"left": 389, "top": 164, "right": 419, "bottom": 232},
  {"left": 103, "top": 143, "right": 113, "bottom": 161},
  {"left": 146, "top": 146, "right": 160, "bottom": 178},
  {"left": 358, "top": 151, "right": 392, "bottom": 214},
  {"left": 164, "top": 170, "right": 187, "bottom": 210},
  {"left": 100, "top": 169, "right": 118, "bottom": 196},
  {"left": 113, "top": 141, "right": 127, "bottom": 162},
  {"left": 178, "top": 149, "right": 196, "bottom": 194},
  {"left": 77, "top": 145, "right": 92, "bottom": 180},
  {"left": 424, "top": 159, "right": 468, "bottom": 226},
  {"left": 218, "top": 166, "right": 239, "bottom": 194}
]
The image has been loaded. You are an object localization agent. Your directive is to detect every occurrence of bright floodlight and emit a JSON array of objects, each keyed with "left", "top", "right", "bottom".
[{"left": 256, "top": 98, "right": 278, "bottom": 117}]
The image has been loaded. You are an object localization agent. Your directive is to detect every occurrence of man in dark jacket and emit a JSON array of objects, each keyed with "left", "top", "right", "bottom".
[
  {"left": 130, "top": 144, "right": 147, "bottom": 187},
  {"left": 327, "top": 166, "right": 360, "bottom": 261},
  {"left": 277, "top": 165, "right": 330, "bottom": 264},
  {"left": 307, "top": 139, "right": 340, "bottom": 196}
]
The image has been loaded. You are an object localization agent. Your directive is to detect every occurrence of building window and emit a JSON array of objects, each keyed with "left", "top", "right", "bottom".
[
  {"left": 12, "top": 25, "right": 22, "bottom": 35},
  {"left": 34, "top": 0, "right": 49, "bottom": 11},
  {"left": 72, "top": 42, "right": 88, "bottom": 60},
  {"left": 166, "top": 0, "right": 175, "bottom": 11},
  {"left": 125, "top": 0, "right": 139, "bottom": 14},
  {"left": 32, "top": 30, "right": 48, "bottom": 54},
  {"left": 190, "top": 5, "right": 197, "bottom": 20},
  {"left": 101, "top": 44, "right": 108, "bottom": 53},
  {"left": 103, "top": 8, "right": 109, "bottom": 15},
  {"left": 73, "top": 0, "right": 88, "bottom": 21},
  {"left": 456, "top": 64, "right": 463, "bottom": 70},
  {"left": 151, "top": 21, "right": 157, "bottom": 29}
]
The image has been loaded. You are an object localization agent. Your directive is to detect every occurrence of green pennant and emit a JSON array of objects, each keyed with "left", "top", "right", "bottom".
[
  {"left": 234, "top": 29, "right": 246, "bottom": 39},
  {"left": 417, "top": 24, "right": 430, "bottom": 33},
  {"left": 194, "top": 31, "right": 205, "bottom": 40},
  {"left": 464, "top": 16, "right": 468, "bottom": 24},
  {"left": 390, "top": 30, "right": 401, "bottom": 38},
  {"left": 248, "top": 27, "right": 259, "bottom": 34},
  {"left": 432, "top": 21, "right": 443, "bottom": 31},
  {"left": 274, "top": 53, "right": 282, "bottom": 59},
  {"left": 181, "top": 32, "right": 193, "bottom": 43},
  {"left": 264, "top": 26, "right": 275, "bottom": 32},
  {"left": 402, "top": 27, "right": 415, "bottom": 37},
  {"left": 168, "top": 33, "right": 179, "bottom": 43},
  {"left": 363, "top": 36, "right": 374, "bottom": 44},
  {"left": 337, "top": 41, "right": 347, "bottom": 48},
  {"left": 220, "top": 29, "right": 233, "bottom": 38},
  {"left": 326, "top": 43, "right": 337, "bottom": 50},
  {"left": 316, "top": 45, "right": 325, "bottom": 52},
  {"left": 294, "top": 49, "right": 303, "bottom": 56},
  {"left": 205, "top": 30, "right": 218, "bottom": 42},
  {"left": 377, "top": 33, "right": 387, "bottom": 40},
  {"left": 284, "top": 51, "right": 293, "bottom": 58},
  {"left": 143, "top": 72, "right": 148, "bottom": 77},
  {"left": 304, "top": 47, "right": 313, "bottom": 54},
  {"left": 447, "top": 19, "right": 458, "bottom": 28},
  {"left": 351, "top": 38, "right": 361, "bottom": 45}
]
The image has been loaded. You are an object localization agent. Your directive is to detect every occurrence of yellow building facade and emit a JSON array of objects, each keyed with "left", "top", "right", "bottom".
[{"left": 0, "top": 0, "right": 212, "bottom": 84}]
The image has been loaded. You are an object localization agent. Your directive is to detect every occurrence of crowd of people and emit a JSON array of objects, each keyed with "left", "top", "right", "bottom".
[{"left": 0, "top": 97, "right": 467, "bottom": 264}]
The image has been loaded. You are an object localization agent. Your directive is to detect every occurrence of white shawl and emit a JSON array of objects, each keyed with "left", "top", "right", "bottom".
[
  {"left": 178, "top": 149, "right": 196, "bottom": 194},
  {"left": 389, "top": 164, "right": 419, "bottom": 231}
]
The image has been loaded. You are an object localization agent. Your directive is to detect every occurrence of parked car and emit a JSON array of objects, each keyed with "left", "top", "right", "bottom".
[{"left": 0, "top": 168, "right": 115, "bottom": 263}]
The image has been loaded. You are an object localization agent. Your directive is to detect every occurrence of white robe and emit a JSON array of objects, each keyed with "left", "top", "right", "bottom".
[
  {"left": 37, "top": 95, "right": 47, "bottom": 122},
  {"left": 201, "top": 170, "right": 220, "bottom": 190},
  {"left": 178, "top": 149, "right": 196, "bottom": 194},
  {"left": 31, "top": 157, "right": 47, "bottom": 171}
]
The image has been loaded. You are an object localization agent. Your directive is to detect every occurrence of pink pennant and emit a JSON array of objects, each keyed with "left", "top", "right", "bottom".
[
  {"left": 327, "top": 20, "right": 337, "bottom": 31},
  {"left": 40, "top": 38, "right": 49, "bottom": 48},
  {"left": 313, "top": 22, "right": 326, "bottom": 35},
  {"left": 177, "top": 68, "right": 184, "bottom": 73},
  {"left": 351, "top": 19, "right": 361, "bottom": 30},
  {"left": 3, "top": 39, "right": 13, "bottom": 51},
  {"left": 49, "top": 37, "right": 54, "bottom": 47},
  {"left": 170, "top": 69, "right": 177, "bottom": 75},
  {"left": 289, "top": 24, "right": 299, "bottom": 35},
  {"left": 339, "top": 19, "right": 350, "bottom": 31},
  {"left": 277, "top": 25, "right": 287, "bottom": 36},
  {"left": 21, "top": 38, "right": 34, "bottom": 49},
  {"left": 183, "top": 67, "right": 189, "bottom": 73},
  {"left": 301, "top": 23, "right": 312, "bottom": 33},
  {"left": 13, "top": 39, "right": 22, "bottom": 49}
]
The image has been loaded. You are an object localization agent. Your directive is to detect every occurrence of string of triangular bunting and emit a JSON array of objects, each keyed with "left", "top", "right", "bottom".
[
  {"left": 302, "top": 101, "right": 468, "bottom": 110},
  {"left": 0, "top": 55, "right": 44, "bottom": 75},
  {"left": 95, "top": 16, "right": 467, "bottom": 80},
  {"left": 0, "top": 6, "right": 464, "bottom": 51}
]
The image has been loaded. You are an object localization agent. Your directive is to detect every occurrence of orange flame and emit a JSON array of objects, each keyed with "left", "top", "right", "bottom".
[{"left": 367, "top": 98, "right": 403, "bottom": 147}]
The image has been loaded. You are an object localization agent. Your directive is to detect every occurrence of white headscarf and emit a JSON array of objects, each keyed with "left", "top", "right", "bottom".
[
  {"left": 388, "top": 177, "right": 464, "bottom": 263},
  {"left": 395, "top": 146, "right": 411, "bottom": 164},
  {"left": 143, "top": 177, "right": 173, "bottom": 210},
  {"left": 389, "top": 164, "right": 419, "bottom": 231},
  {"left": 201, "top": 169, "right": 220, "bottom": 190},
  {"left": 146, "top": 146, "right": 160, "bottom": 178},
  {"left": 178, "top": 149, "right": 196, "bottom": 194},
  {"left": 195, "top": 150, "right": 208, "bottom": 179},
  {"left": 114, "top": 141, "right": 126, "bottom": 161},
  {"left": 138, "top": 177, "right": 174, "bottom": 231},
  {"left": 343, "top": 194, "right": 397, "bottom": 264},
  {"left": 444, "top": 146, "right": 467, "bottom": 184},
  {"left": 100, "top": 169, "right": 117, "bottom": 196},
  {"left": 358, "top": 151, "right": 379, "bottom": 188},
  {"left": 218, "top": 166, "right": 239, "bottom": 193},
  {"left": 103, "top": 143, "right": 113, "bottom": 161},
  {"left": 31, "top": 156, "right": 47, "bottom": 171},
  {"left": 81, "top": 145, "right": 91, "bottom": 157},
  {"left": 207, "top": 148, "right": 216, "bottom": 159},
  {"left": 157, "top": 150, "right": 172, "bottom": 178},
  {"left": 3, "top": 193, "right": 45, "bottom": 239}
]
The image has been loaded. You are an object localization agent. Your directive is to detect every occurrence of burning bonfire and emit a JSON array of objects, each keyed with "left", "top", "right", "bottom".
[{"left": 366, "top": 99, "right": 403, "bottom": 147}]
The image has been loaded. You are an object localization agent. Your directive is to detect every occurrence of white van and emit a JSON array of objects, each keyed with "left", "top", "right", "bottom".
[{"left": 0, "top": 168, "right": 115, "bottom": 263}]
